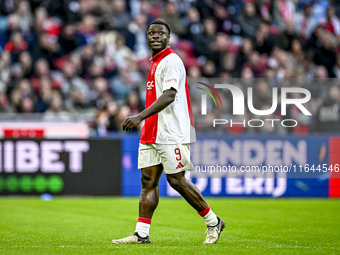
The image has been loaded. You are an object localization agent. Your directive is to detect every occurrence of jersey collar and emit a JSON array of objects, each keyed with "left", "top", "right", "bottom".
[{"left": 149, "top": 46, "right": 172, "bottom": 62}]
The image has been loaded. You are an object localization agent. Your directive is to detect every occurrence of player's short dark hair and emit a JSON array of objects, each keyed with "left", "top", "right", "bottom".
[{"left": 147, "top": 20, "right": 171, "bottom": 35}]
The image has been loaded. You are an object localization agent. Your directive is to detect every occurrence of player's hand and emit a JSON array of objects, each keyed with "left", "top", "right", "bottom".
[{"left": 121, "top": 115, "right": 142, "bottom": 132}]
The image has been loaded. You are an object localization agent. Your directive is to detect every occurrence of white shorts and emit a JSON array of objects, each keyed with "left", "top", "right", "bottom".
[{"left": 138, "top": 143, "right": 194, "bottom": 174}]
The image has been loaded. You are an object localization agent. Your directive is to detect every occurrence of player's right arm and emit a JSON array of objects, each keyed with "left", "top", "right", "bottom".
[{"left": 121, "top": 88, "right": 176, "bottom": 132}]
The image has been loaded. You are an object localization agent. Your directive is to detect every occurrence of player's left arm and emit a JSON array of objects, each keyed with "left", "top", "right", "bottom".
[{"left": 121, "top": 88, "right": 177, "bottom": 132}]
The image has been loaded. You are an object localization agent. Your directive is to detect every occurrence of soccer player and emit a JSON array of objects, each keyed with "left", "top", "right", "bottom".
[{"left": 112, "top": 20, "right": 224, "bottom": 244}]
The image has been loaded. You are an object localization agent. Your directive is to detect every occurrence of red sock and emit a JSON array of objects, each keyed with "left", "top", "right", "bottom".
[
  {"left": 135, "top": 217, "right": 151, "bottom": 237},
  {"left": 198, "top": 206, "right": 218, "bottom": 226},
  {"left": 137, "top": 217, "right": 151, "bottom": 224},
  {"left": 197, "top": 206, "right": 211, "bottom": 217}
]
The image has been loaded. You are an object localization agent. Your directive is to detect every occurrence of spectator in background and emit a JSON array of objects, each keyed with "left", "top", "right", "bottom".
[
  {"left": 4, "top": 32, "right": 29, "bottom": 63},
  {"left": 187, "top": 65, "right": 202, "bottom": 79},
  {"left": 58, "top": 23, "right": 79, "bottom": 56},
  {"left": 193, "top": 17, "right": 217, "bottom": 59},
  {"left": 219, "top": 54, "right": 234, "bottom": 78},
  {"left": 90, "top": 77, "right": 111, "bottom": 109},
  {"left": 77, "top": 14, "right": 97, "bottom": 45},
  {"left": 276, "top": 20, "right": 301, "bottom": 51},
  {"left": 106, "top": 100, "right": 119, "bottom": 131},
  {"left": 33, "top": 59, "right": 51, "bottom": 81},
  {"left": 248, "top": 50, "right": 267, "bottom": 77},
  {"left": 0, "top": 0, "right": 16, "bottom": 15},
  {"left": 240, "top": 66, "right": 254, "bottom": 79},
  {"left": 111, "top": 69, "right": 136, "bottom": 102},
  {"left": 333, "top": 53, "right": 340, "bottom": 78},
  {"left": 113, "top": 34, "right": 136, "bottom": 70},
  {"left": 161, "top": 1, "right": 186, "bottom": 37},
  {"left": 31, "top": 33, "right": 60, "bottom": 69},
  {"left": 0, "top": 14, "right": 21, "bottom": 49},
  {"left": 94, "top": 110, "right": 110, "bottom": 137},
  {"left": 18, "top": 51, "right": 33, "bottom": 78},
  {"left": 64, "top": 86, "right": 91, "bottom": 113},
  {"left": 321, "top": 5, "right": 340, "bottom": 37},
  {"left": 18, "top": 96, "right": 35, "bottom": 114},
  {"left": 313, "top": 65, "right": 329, "bottom": 79},
  {"left": 43, "top": 93, "right": 72, "bottom": 121},
  {"left": 313, "top": 32, "right": 337, "bottom": 77},
  {"left": 314, "top": 85, "right": 340, "bottom": 132},
  {"left": 58, "top": 61, "right": 89, "bottom": 100},
  {"left": 115, "top": 104, "right": 137, "bottom": 132},
  {"left": 34, "top": 76, "right": 55, "bottom": 113},
  {"left": 0, "top": 51, "right": 12, "bottom": 87},
  {"left": 213, "top": 2, "right": 240, "bottom": 36},
  {"left": 234, "top": 38, "right": 254, "bottom": 77},
  {"left": 16, "top": 1, "right": 33, "bottom": 36},
  {"left": 182, "top": 7, "right": 203, "bottom": 41},
  {"left": 129, "top": 14, "right": 149, "bottom": 60},
  {"left": 209, "top": 33, "right": 230, "bottom": 74},
  {"left": 287, "top": 39, "right": 306, "bottom": 75},
  {"left": 202, "top": 60, "right": 217, "bottom": 78},
  {"left": 80, "top": 44, "right": 95, "bottom": 76},
  {"left": 305, "top": 24, "right": 324, "bottom": 54},
  {"left": 195, "top": 0, "right": 213, "bottom": 18},
  {"left": 103, "top": 55, "right": 118, "bottom": 79},
  {"left": 110, "top": 0, "right": 131, "bottom": 32},
  {"left": 68, "top": 52, "right": 83, "bottom": 76},
  {"left": 0, "top": 88, "right": 11, "bottom": 112},
  {"left": 136, "top": 0, "right": 157, "bottom": 22},
  {"left": 10, "top": 79, "right": 35, "bottom": 111},
  {"left": 272, "top": 48, "right": 293, "bottom": 79},
  {"left": 39, "top": 13, "right": 62, "bottom": 41},
  {"left": 255, "top": 22, "right": 275, "bottom": 55},
  {"left": 126, "top": 90, "right": 143, "bottom": 116},
  {"left": 273, "top": 0, "right": 296, "bottom": 29},
  {"left": 257, "top": 0, "right": 273, "bottom": 23},
  {"left": 86, "top": 61, "right": 105, "bottom": 80},
  {"left": 8, "top": 64, "right": 25, "bottom": 96},
  {"left": 251, "top": 80, "right": 274, "bottom": 111},
  {"left": 33, "top": 7, "right": 49, "bottom": 35},
  {"left": 78, "top": 0, "right": 101, "bottom": 17},
  {"left": 237, "top": 1, "right": 261, "bottom": 39},
  {"left": 47, "top": 0, "right": 81, "bottom": 23},
  {"left": 295, "top": 4, "right": 318, "bottom": 41},
  {"left": 225, "top": 0, "right": 243, "bottom": 19}
]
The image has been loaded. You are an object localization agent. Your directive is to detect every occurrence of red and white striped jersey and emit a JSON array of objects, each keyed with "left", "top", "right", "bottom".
[{"left": 140, "top": 47, "right": 196, "bottom": 144}]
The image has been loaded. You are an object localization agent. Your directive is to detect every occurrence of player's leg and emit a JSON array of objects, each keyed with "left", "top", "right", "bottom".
[
  {"left": 111, "top": 164, "right": 163, "bottom": 244},
  {"left": 136, "top": 164, "right": 163, "bottom": 235},
  {"left": 166, "top": 172, "right": 225, "bottom": 243},
  {"left": 112, "top": 143, "right": 162, "bottom": 244},
  {"left": 162, "top": 142, "right": 225, "bottom": 243},
  {"left": 166, "top": 171, "right": 207, "bottom": 211},
  {"left": 166, "top": 171, "right": 218, "bottom": 222}
]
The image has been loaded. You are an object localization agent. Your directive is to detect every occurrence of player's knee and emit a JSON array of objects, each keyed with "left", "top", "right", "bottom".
[
  {"left": 166, "top": 174, "right": 184, "bottom": 191},
  {"left": 141, "top": 173, "right": 158, "bottom": 190}
]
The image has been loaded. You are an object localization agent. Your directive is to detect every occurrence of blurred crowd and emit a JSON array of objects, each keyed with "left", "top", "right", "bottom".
[{"left": 0, "top": 0, "right": 339, "bottom": 135}]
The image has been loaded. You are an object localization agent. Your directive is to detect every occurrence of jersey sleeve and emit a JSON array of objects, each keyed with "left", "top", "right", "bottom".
[{"left": 162, "top": 55, "right": 184, "bottom": 92}]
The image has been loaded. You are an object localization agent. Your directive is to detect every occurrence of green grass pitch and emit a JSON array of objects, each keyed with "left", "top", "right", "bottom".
[{"left": 0, "top": 197, "right": 339, "bottom": 254}]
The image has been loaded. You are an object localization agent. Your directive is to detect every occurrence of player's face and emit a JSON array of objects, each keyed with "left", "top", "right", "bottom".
[{"left": 147, "top": 24, "right": 170, "bottom": 54}]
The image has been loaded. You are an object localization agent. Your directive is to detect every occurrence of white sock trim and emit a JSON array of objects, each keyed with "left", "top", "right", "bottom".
[
  {"left": 203, "top": 209, "right": 218, "bottom": 226},
  {"left": 135, "top": 222, "right": 150, "bottom": 238}
]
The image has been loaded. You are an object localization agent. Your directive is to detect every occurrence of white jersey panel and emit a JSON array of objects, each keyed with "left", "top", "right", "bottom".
[{"left": 153, "top": 53, "right": 194, "bottom": 144}]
